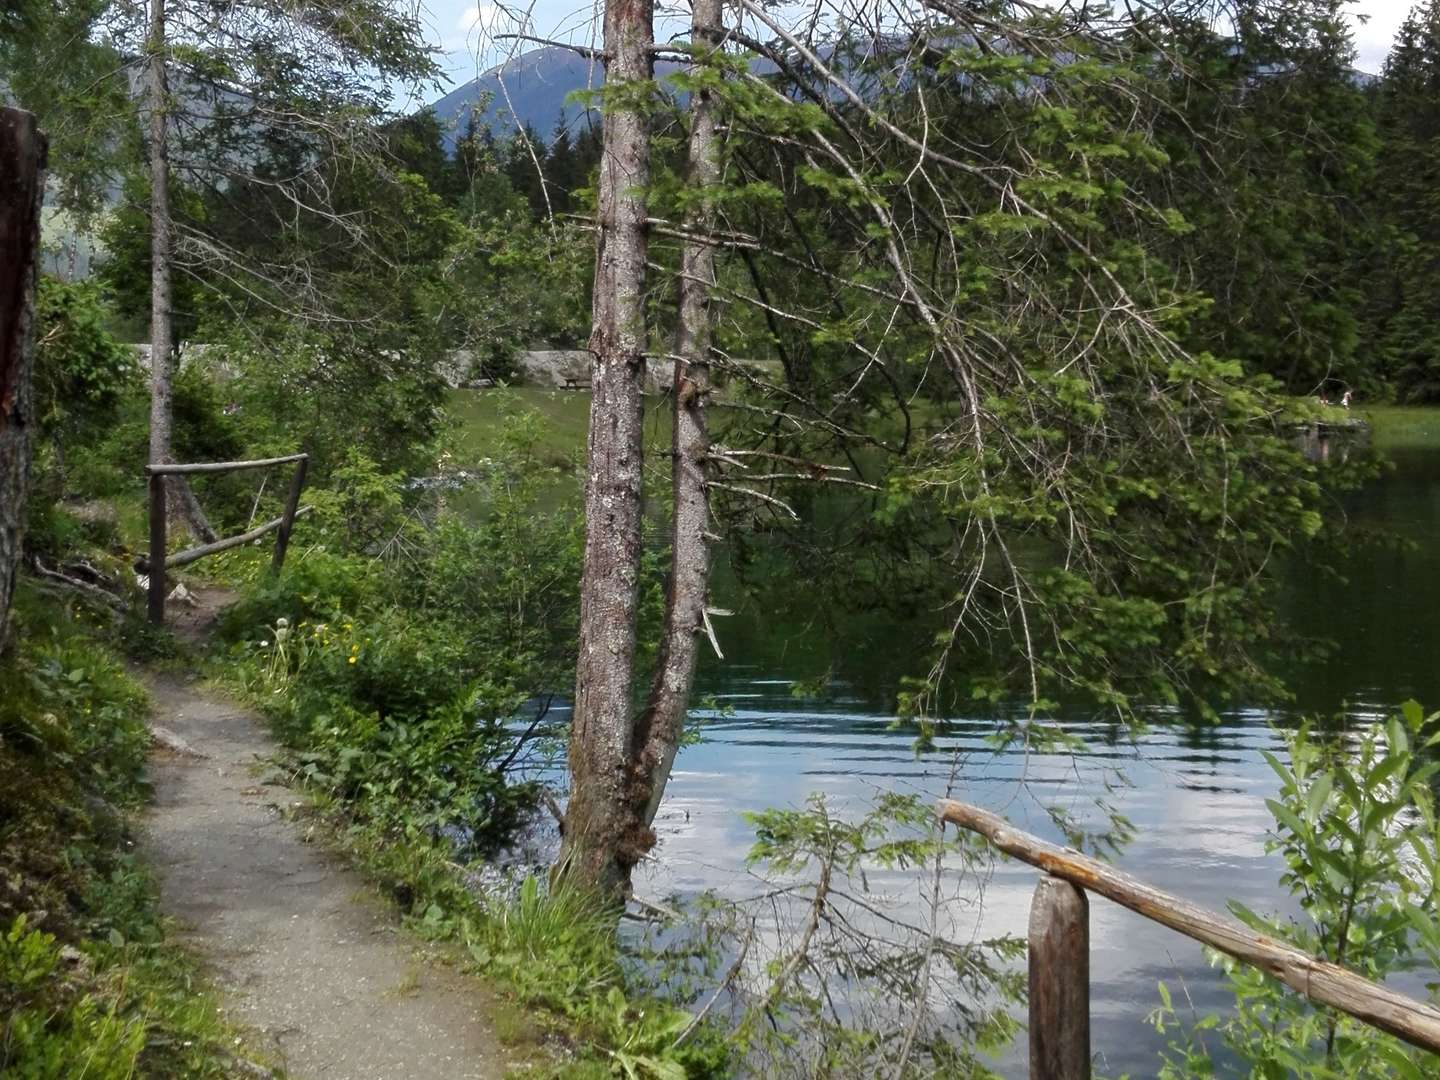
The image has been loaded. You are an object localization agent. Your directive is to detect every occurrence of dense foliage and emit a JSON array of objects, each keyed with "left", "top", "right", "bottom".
[
  {"left": 0, "top": 590, "right": 250, "bottom": 1077},
  {"left": 212, "top": 412, "right": 583, "bottom": 854}
]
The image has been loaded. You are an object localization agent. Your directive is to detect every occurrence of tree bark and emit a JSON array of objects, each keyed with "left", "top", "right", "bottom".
[
  {"left": 558, "top": 0, "right": 655, "bottom": 896},
  {"left": 0, "top": 108, "right": 47, "bottom": 654},
  {"left": 145, "top": 0, "right": 215, "bottom": 544},
  {"left": 637, "top": 0, "right": 723, "bottom": 828}
]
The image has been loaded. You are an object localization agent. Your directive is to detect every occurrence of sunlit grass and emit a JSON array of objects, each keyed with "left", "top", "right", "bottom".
[{"left": 1356, "top": 405, "right": 1440, "bottom": 451}]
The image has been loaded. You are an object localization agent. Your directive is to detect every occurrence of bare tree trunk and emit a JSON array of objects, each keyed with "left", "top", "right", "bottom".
[
  {"left": 558, "top": 0, "right": 654, "bottom": 897},
  {"left": 0, "top": 108, "right": 47, "bottom": 654},
  {"left": 637, "top": 0, "right": 723, "bottom": 828},
  {"left": 145, "top": 0, "right": 216, "bottom": 544}
]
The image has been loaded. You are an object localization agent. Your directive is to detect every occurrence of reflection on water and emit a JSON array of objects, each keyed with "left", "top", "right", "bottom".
[
  {"left": 628, "top": 680, "right": 1299, "bottom": 1074},
  {"left": 494, "top": 415, "right": 1439, "bottom": 1075},
  {"left": 622, "top": 418, "right": 1440, "bottom": 1076}
]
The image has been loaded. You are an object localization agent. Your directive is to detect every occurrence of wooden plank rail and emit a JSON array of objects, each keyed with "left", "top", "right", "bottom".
[
  {"left": 137, "top": 506, "right": 313, "bottom": 573},
  {"left": 145, "top": 453, "right": 309, "bottom": 624},
  {"left": 936, "top": 798, "right": 1440, "bottom": 1072},
  {"left": 145, "top": 452, "right": 307, "bottom": 476}
]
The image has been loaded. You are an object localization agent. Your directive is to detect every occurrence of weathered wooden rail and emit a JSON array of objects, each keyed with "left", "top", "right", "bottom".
[
  {"left": 936, "top": 798, "right": 1440, "bottom": 1077},
  {"left": 141, "top": 453, "right": 309, "bottom": 624}
]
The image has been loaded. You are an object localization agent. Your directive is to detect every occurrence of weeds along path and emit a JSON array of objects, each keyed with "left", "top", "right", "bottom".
[{"left": 141, "top": 667, "right": 508, "bottom": 1080}]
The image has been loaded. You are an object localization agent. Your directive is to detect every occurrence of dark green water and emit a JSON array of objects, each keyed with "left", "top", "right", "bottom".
[{"left": 634, "top": 408, "right": 1440, "bottom": 1075}]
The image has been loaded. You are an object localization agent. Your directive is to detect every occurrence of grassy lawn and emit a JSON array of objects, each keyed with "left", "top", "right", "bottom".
[{"left": 444, "top": 386, "right": 673, "bottom": 466}]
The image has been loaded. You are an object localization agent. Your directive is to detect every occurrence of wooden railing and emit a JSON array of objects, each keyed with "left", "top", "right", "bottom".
[
  {"left": 935, "top": 799, "right": 1440, "bottom": 1078},
  {"left": 139, "top": 453, "right": 309, "bottom": 624}
]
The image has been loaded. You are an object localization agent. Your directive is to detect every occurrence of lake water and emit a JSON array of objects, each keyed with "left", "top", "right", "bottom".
[{"left": 488, "top": 400, "right": 1440, "bottom": 1075}]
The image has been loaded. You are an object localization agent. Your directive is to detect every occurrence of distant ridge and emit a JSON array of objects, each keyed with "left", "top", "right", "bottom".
[
  {"left": 429, "top": 47, "right": 686, "bottom": 146},
  {"left": 426, "top": 42, "right": 1381, "bottom": 150}
]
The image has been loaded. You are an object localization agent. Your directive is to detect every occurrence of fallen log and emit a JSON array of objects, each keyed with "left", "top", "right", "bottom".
[{"left": 145, "top": 453, "right": 307, "bottom": 476}]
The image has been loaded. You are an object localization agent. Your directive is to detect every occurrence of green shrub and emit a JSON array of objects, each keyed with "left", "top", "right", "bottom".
[
  {"left": 27, "top": 277, "right": 140, "bottom": 518},
  {"left": 0, "top": 591, "right": 245, "bottom": 1078},
  {"left": 215, "top": 549, "right": 381, "bottom": 638},
  {"left": 305, "top": 450, "right": 416, "bottom": 557},
  {"left": 1154, "top": 703, "right": 1440, "bottom": 1077},
  {"left": 0, "top": 915, "right": 147, "bottom": 1080}
]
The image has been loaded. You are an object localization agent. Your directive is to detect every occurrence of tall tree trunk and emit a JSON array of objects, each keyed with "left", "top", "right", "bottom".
[
  {"left": 0, "top": 108, "right": 47, "bottom": 654},
  {"left": 637, "top": 0, "right": 723, "bottom": 828},
  {"left": 559, "top": 0, "right": 655, "bottom": 897},
  {"left": 559, "top": 0, "right": 727, "bottom": 898},
  {"left": 145, "top": 0, "right": 215, "bottom": 544}
]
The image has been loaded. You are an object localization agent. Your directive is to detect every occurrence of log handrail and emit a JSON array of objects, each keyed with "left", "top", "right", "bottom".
[
  {"left": 936, "top": 798, "right": 1440, "bottom": 1069},
  {"left": 145, "top": 452, "right": 307, "bottom": 476},
  {"left": 146, "top": 453, "right": 309, "bottom": 624},
  {"left": 136, "top": 506, "right": 313, "bottom": 573}
]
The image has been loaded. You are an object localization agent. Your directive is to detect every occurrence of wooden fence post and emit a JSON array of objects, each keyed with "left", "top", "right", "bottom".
[
  {"left": 271, "top": 455, "right": 307, "bottom": 574},
  {"left": 147, "top": 471, "right": 167, "bottom": 624},
  {"left": 1029, "top": 873, "right": 1090, "bottom": 1080}
]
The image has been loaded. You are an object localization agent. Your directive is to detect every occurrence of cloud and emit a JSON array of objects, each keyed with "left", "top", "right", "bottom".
[
  {"left": 438, "top": 1, "right": 515, "bottom": 59},
  {"left": 458, "top": 3, "right": 502, "bottom": 36},
  {"left": 1350, "top": 0, "right": 1414, "bottom": 73}
]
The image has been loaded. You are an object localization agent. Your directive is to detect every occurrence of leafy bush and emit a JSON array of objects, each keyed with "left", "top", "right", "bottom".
[
  {"left": 0, "top": 590, "right": 246, "bottom": 1078},
  {"left": 0, "top": 916, "right": 146, "bottom": 1080},
  {"left": 32, "top": 277, "right": 137, "bottom": 450},
  {"left": 1153, "top": 703, "right": 1440, "bottom": 1076},
  {"left": 26, "top": 277, "right": 140, "bottom": 530},
  {"left": 215, "top": 549, "right": 381, "bottom": 637},
  {"left": 306, "top": 450, "right": 415, "bottom": 557}
]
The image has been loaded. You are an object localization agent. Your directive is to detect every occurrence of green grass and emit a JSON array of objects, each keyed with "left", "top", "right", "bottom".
[
  {"left": 1355, "top": 405, "right": 1440, "bottom": 451},
  {"left": 444, "top": 387, "right": 674, "bottom": 466}
]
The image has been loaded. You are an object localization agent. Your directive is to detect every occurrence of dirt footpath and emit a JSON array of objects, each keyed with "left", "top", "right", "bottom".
[{"left": 141, "top": 671, "right": 508, "bottom": 1080}]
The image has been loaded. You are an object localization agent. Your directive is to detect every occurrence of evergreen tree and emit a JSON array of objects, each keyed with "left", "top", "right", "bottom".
[
  {"left": 0, "top": 0, "right": 130, "bottom": 230},
  {"left": 1141, "top": 0, "right": 1379, "bottom": 396},
  {"left": 1372, "top": 0, "right": 1440, "bottom": 398},
  {"left": 546, "top": 112, "right": 577, "bottom": 215},
  {"left": 503, "top": 124, "right": 552, "bottom": 218}
]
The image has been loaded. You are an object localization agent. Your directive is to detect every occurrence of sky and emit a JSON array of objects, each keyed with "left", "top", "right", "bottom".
[{"left": 414, "top": 0, "right": 1421, "bottom": 102}]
